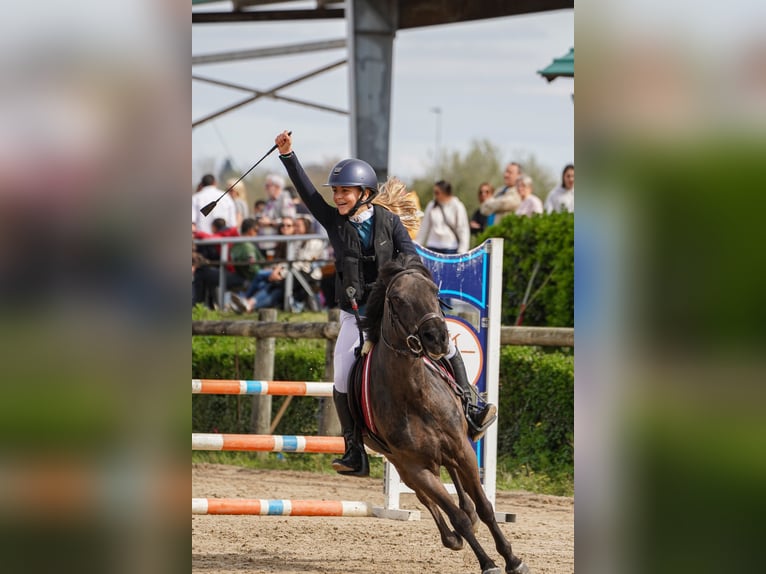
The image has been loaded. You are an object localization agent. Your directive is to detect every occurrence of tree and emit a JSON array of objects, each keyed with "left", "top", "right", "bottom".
[
  {"left": 408, "top": 140, "right": 556, "bottom": 216},
  {"left": 410, "top": 139, "right": 504, "bottom": 214}
]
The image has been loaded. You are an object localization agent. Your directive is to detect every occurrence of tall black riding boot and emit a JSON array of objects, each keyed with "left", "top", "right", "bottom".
[
  {"left": 448, "top": 350, "right": 498, "bottom": 442},
  {"left": 331, "top": 389, "right": 369, "bottom": 477}
]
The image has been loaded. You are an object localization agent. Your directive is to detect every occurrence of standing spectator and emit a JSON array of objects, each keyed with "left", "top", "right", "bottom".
[
  {"left": 470, "top": 182, "right": 493, "bottom": 235},
  {"left": 291, "top": 215, "right": 328, "bottom": 311},
  {"left": 480, "top": 162, "right": 522, "bottom": 227},
  {"left": 225, "top": 178, "right": 250, "bottom": 228},
  {"left": 514, "top": 175, "right": 544, "bottom": 217},
  {"left": 416, "top": 180, "right": 470, "bottom": 254},
  {"left": 257, "top": 173, "right": 297, "bottom": 257},
  {"left": 545, "top": 164, "right": 574, "bottom": 214},
  {"left": 192, "top": 174, "right": 237, "bottom": 234},
  {"left": 258, "top": 174, "right": 296, "bottom": 234}
]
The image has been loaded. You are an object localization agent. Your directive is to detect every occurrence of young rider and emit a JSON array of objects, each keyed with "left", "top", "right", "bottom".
[{"left": 274, "top": 131, "right": 497, "bottom": 476}]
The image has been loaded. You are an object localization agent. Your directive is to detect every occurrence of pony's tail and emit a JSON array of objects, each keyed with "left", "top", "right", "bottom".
[{"left": 373, "top": 177, "right": 423, "bottom": 236}]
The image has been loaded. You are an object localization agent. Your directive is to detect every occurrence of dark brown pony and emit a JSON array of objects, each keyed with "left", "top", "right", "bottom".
[{"left": 360, "top": 255, "right": 529, "bottom": 574}]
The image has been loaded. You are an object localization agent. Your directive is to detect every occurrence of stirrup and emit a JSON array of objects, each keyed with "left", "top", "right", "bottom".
[{"left": 467, "top": 403, "right": 497, "bottom": 442}]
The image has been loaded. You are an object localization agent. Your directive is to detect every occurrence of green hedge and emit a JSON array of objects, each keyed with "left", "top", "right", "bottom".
[
  {"left": 497, "top": 346, "right": 574, "bottom": 474},
  {"left": 193, "top": 339, "right": 573, "bottom": 476},
  {"left": 477, "top": 212, "right": 573, "bottom": 327},
  {"left": 192, "top": 337, "right": 327, "bottom": 436}
]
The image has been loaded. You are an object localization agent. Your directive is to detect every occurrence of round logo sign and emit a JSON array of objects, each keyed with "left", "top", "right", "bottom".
[{"left": 445, "top": 318, "right": 484, "bottom": 386}]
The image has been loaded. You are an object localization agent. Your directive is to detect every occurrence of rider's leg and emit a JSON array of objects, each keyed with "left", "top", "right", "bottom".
[
  {"left": 447, "top": 343, "right": 497, "bottom": 442},
  {"left": 330, "top": 311, "right": 369, "bottom": 476}
]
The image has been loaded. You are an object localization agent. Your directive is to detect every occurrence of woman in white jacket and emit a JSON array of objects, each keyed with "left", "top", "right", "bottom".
[{"left": 416, "top": 180, "right": 470, "bottom": 254}]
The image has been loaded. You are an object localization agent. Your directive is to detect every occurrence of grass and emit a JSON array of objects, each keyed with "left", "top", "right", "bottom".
[
  {"left": 192, "top": 451, "right": 572, "bottom": 497},
  {"left": 192, "top": 451, "right": 386, "bottom": 478}
]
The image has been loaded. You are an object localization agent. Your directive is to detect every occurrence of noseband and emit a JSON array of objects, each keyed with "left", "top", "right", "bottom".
[{"left": 381, "top": 269, "right": 445, "bottom": 357}]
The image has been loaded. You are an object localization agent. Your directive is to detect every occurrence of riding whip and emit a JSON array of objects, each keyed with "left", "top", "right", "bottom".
[{"left": 199, "top": 131, "right": 291, "bottom": 217}]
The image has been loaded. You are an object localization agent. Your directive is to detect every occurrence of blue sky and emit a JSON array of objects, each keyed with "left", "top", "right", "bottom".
[{"left": 192, "top": 8, "right": 574, "bottom": 183}]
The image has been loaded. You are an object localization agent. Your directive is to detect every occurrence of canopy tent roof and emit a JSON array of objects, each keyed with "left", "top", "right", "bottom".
[{"left": 538, "top": 47, "right": 574, "bottom": 82}]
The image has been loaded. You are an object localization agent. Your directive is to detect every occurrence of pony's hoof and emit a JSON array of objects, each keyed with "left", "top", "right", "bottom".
[
  {"left": 509, "top": 562, "right": 530, "bottom": 574},
  {"left": 482, "top": 568, "right": 502, "bottom": 574},
  {"left": 442, "top": 531, "right": 463, "bottom": 551}
]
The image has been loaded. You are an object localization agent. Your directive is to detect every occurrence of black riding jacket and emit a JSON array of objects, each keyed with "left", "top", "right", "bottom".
[{"left": 280, "top": 152, "right": 417, "bottom": 313}]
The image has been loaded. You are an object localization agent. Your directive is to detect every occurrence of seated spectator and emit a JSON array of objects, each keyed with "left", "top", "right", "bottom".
[
  {"left": 544, "top": 164, "right": 574, "bottom": 214},
  {"left": 192, "top": 218, "right": 246, "bottom": 309},
  {"left": 253, "top": 199, "right": 266, "bottom": 219},
  {"left": 230, "top": 217, "right": 265, "bottom": 283},
  {"left": 470, "top": 182, "right": 493, "bottom": 235},
  {"left": 230, "top": 216, "right": 296, "bottom": 313},
  {"left": 514, "top": 176, "right": 543, "bottom": 217}
]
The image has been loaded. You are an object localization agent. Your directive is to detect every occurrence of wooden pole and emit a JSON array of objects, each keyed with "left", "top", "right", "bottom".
[{"left": 251, "top": 308, "right": 277, "bottom": 458}]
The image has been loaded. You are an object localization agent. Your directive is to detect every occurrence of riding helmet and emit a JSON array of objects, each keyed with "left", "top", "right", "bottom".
[{"left": 324, "top": 158, "right": 378, "bottom": 193}]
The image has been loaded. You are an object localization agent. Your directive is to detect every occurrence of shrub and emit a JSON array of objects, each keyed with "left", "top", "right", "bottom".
[{"left": 477, "top": 212, "right": 573, "bottom": 327}]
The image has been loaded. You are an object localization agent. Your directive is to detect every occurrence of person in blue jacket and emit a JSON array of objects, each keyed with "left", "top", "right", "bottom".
[{"left": 275, "top": 131, "right": 496, "bottom": 476}]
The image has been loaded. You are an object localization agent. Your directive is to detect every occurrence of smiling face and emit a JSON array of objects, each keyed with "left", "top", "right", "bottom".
[{"left": 332, "top": 186, "right": 365, "bottom": 216}]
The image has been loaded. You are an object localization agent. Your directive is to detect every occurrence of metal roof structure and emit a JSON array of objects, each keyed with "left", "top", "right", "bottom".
[{"left": 193, "top": 0, "right": 574, "bottom": 179}]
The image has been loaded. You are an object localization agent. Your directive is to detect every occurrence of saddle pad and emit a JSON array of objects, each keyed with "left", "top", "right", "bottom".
[{"left": 359, "top": 345, "right": 377, "bottom": 435}]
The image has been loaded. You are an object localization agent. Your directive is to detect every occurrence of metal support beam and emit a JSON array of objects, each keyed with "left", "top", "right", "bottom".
[
  {"left": 347, "top": 0, "right": 397, "bottom": 181},
  {"left": 192, "top": 59, "right": 347, "bottom": 128},
  {"left": 192, "top": 39, "right": 346, "bottom": 66},
  {"left": 192, "top": 74, "right": 349, "bottom": 116}
]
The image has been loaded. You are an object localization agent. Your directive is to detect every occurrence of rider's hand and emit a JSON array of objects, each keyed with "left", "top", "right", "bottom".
[{"left": 276, "top": 131, "right": 292, "bottom": 155}]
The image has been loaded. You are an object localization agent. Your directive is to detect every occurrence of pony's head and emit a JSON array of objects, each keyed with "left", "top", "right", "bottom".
[{"left": 363, "top": 254, "right": 449, "bottom": 359}]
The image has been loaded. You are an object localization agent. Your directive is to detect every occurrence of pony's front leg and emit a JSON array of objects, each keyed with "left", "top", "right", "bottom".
[
  {"left": 398, "top": 466, "right": 463, "bottom": 550},
  {"left": 401, "top": 467, "right": 500, "bottom": 574}
]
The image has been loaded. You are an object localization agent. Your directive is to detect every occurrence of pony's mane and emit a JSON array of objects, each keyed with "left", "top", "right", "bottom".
[
  {"left": 361, "top": 254, "right": 433, "bottom": 345},
  {"left": 372, "top": 177, "right": 422, "bottom": 236}
]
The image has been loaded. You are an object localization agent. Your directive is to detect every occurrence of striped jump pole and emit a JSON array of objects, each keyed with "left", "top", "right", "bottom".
[
  {"left": 192, "top": 498, "right": 373, "bottom": 517},
  {"left": 192, "top": 379, "right": 333, "bottom": 396},
  {"left": 192, "top": 433, "right": 344, "bottom": 453}
]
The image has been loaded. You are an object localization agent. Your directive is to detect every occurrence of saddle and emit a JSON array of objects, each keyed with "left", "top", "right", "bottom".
[{"left": 346, "top": 343, "right": 459, "bottom": 455}]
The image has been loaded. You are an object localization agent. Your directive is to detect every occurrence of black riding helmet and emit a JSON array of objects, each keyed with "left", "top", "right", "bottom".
[{"left": 323, "top": 158, "right": 379, "bottom": 217}]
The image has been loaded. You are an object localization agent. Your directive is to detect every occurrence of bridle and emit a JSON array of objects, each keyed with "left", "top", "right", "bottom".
[{"left": 381, "top": 269, "right": 446, "bottom": 357}]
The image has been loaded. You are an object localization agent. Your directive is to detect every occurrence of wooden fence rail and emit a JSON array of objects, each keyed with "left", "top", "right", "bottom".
[
  {"left": 192, "top": 321, "right": 573, "bottom": 348},
  {"left": 192, "top": 314, "right": 572, "bottom": 436}
]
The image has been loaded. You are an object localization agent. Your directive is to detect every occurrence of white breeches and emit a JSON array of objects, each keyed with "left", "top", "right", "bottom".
[{"left": 334, "top": 310, "right": 366, "bottom": 393}]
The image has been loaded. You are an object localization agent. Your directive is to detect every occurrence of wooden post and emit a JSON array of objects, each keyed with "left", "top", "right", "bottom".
[
  {"left": 251, "top": 308, "right": 277, "bottom": 458},
  {"left": 318, "top": 309, "right": 340, "bottom": 436}
]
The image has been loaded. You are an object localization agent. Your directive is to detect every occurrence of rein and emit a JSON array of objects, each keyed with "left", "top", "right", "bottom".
[{"left": 380, "top": 269, "right": 445, "bottom": 357}]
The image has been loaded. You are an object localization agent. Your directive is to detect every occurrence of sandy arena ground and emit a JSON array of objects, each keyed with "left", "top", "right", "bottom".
[{"left": 192, "top": 463, "right": 573, "bottom": 574}]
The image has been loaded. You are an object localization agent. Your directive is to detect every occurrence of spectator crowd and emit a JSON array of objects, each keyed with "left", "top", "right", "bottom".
[{"left": 192, "top": 161, "right": 573, "bottom": 312}]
